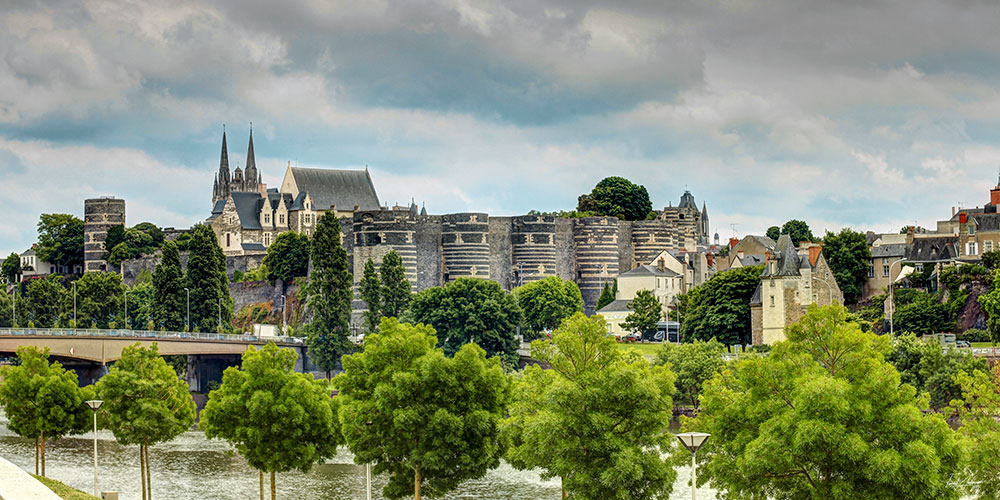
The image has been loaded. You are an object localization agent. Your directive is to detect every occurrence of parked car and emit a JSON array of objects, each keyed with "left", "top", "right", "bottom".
[
  {"left": 624, "top": 333, "right": 641, "bottom": 343},
  {"left": 955, "top": 340, "right": 971, "bottom": 348}
]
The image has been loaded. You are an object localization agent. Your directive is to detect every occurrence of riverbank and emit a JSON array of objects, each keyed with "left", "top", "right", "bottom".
[{"left": 32, "top": 475, "right": 99, "bottom": 500}]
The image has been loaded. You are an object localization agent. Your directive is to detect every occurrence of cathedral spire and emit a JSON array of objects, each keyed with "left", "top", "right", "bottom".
[
  {"left": 220, "top": 126, "right": 229, "bottom": 174},
  {"left": 245, "top": 122, "right": 258, "bottom": 190}
]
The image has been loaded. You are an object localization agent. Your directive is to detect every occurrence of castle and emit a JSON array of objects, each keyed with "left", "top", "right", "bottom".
[{"left": 205, "top": 129, "right": 712, "bottom": 311}]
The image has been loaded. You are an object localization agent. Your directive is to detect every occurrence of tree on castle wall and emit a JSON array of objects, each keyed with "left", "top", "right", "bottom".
[
  {"left": 152, "top": 241, "right": 186, "bottom": 331},
  {"left": 514, "top": 276, "right": 583, "bottom": 340},
  {"left": 304, "top": 211, "right": 353, "bottom": 377},
  {"left": 576, "top": 176, "right": 653, "bottom": 221},
  {"left": 185, "top": 225, "right": 233, "bottom": 332}
]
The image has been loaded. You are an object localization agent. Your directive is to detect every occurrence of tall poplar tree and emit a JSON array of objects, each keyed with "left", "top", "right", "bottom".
[
  {"left": 152, "top": 241, "right": 186, "bottom": 331},
  {"left": 185, "top": 225, "right": 232, "bottom": 332},
  {"left": 305, "top": 212, "right": 353, "bottom": 376},
  {"left": 379, "top": 250, "right": 410, "bottom": 318},
  {"left": 359, "top": 258, "right": 382, "bottom": 332}
]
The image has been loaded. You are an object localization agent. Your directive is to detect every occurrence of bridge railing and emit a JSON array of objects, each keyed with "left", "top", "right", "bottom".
[{"left": 0, "top": 328, "right": 305, "bottom": 345}]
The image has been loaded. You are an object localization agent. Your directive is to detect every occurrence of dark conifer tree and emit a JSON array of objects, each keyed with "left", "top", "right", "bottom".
[
  {"left": 152, "top": 241, "right": 187, "bottom": 330},
  {"left": 379, "top": 250, "right": 411, "bottom": 318},
  {"left": 304, "top": 213, "right": 353, "bottom": 376},
  {"left": 359, "top": 258, "right": 382, "bottom": 332},
  {"left": 185, "top": 225, "right": 232, "bottom": 332}
]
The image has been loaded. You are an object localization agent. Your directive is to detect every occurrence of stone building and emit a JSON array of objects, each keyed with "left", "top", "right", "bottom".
[
  {"left": 751, "top": 235, "right": 843, "bottom": 345},
  {"left": 84, "top": 197, "right": 126, "bottom": 272}
]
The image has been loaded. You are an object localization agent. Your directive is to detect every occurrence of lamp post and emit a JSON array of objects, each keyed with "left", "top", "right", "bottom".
[
  {"left": 887, "top": 257, "right": 908, "bottom": 336},
  {"left": 124, "top": 289, "right": 128, "bottom": 330},
  {"left": 217, "top": 297, "right": 222, "bottom": 330},
  {"left": 812, "top": 276, "right": 835, "bottom": 304},
  {"left": 85, "top": 400, "right": 103, "bottom": 497},
  {"left": 184, "top": 287, "right": 190, "bottom": 331},
  {"left": 677, "top": 432, "right": 710, "bottom": 500},
  {"left": 72, "top": 281, "right": 77, "bottom": 328},
  {"left": 11, "top": 287, "right": 15, "bottom": 328}
]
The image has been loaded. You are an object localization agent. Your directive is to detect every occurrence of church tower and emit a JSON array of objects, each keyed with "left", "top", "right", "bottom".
[
  {"left": 243, "top": 124, "right": 259, "bottom": 193},
  {"left": 212, "top": 127, "right": 231, "bottom": 206}
]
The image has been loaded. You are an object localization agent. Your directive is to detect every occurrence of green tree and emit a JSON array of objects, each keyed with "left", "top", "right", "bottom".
[
  {"left": 408, "top": 278, "right": 522, "bottom": 366},
  {"left": 504, "top": 313, "right": 677, "bottom": 499},
  {"left": 978, "top": 269, "right": 1000, "bottom": 346},
  {"left": 106, "top": 242, "right": 130, "bottom": 270},
  {"left": 380, "top": 250, "right": 411, "bottom": 318},
  {"left": 892, "top": 291, "right": 953, "bottom": 335},
  {"left": 654, "top": 339, "right": 725, "bottom": 408},
  {"left": 621, "top": 289, "right": 661, "bottom": 337},
  {"left": 132, "top": 222, "right": 165, "bottom": 248},
  {"left": 185, "top": 225, "right": 232, "bottom": 332},
  {"left": 304, "top": 212, "right": 353, "bottom": 377},
  {"left": 128, "top": 280, "right": 155, "bottom": 331},
  {"left": 359, "top": 258, "right": 382, "bottom": 332},
  {"left": 2, "top": 252, "right": 21, "bottom": 283},
  {"left": 104, "top": 225, "right": 126, "bottom": 255},
  {"left": 75, "top": 271, "right": 125, "bottom": 329},
  {"left": 336, "top": 318, "right": 510, "bottom": 500},
  {"left": 596, "top": 280, "right": 615, "bottom": 310},
  {"left": 950, "top": 364, "right": 1000, "bottom": 500},
  {"left": 0, "top": 289, "right": 12, "bottom": 327},
  {"left": 514, "top": 276, "right": 583, "bottom": 340},
  {"left": 263, "top": 231, "right": 310, "bottom": 283},
  {"left": 691, "top": 303, "right": 962, "bottom": 500},
  {"left": 24, "top": 275, "right": 69, "bottom": 328},
  {"left": 983, "top": 250, "right": 1000, "bottom": 270},
  {"left": 152, "top": 241, "right": 186, "bottom": 331},
  {"left": 0, "top": 346, "right": 92, "bottom": 476},
  {"left": 780, "top": 219, "right": 815, "bottom": 246},
  {"left": 887, "top": 333, "right": 987, "bottom": 409},
  {"left": 822, "top": 228, "right": 871, "bottom": 303},
  {"left": 576, "top": 176, "right": 653, "bottom": 221},
  {"left": 36, "top": 213, "right": 84, "bottom": 271},
  {"left": 681, "top": 265, "right": 763, "bottom": 345},
  {"left": 766, "top": 226, "right": 781, "bottom": 241},
  {"left": 201, "top": 343, "right": 342, "bottom": 500},
  {"left": 96, "top": 343, "right": 196, "bottom": 500}
]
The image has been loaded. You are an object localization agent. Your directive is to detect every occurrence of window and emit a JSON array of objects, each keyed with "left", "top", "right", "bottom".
[
  {"left": 264, "top": 233, "right": 271, "bottom": 246},
  {"left": 770, "top": 295, "right": 775, "bottom": 307},
  {"left": 883, "top": 264, "right": 890, "bottom": 277},
  {"left": 867, "top": 259, "right": 874, "bottom": 278},
  {"left": 915, "top": 263, "right": 924, "bottom": 271},
  {"left": 987, "top": 241, "right": 994, "bottom": 253},
  {"left": 226, "top": 233, "right": 230, "bottom": 247},
  {"left": 969, "top": 224, "right": 976, "bottom": 235},
  {"left": 264, "top": 213, "right": 270, "bottom": 224},
  {"left": 967, "top": 242, "right": 979, "bottom": 256},
  {"left": 279, "top": 214, "right": 285, "bottom": 224}
]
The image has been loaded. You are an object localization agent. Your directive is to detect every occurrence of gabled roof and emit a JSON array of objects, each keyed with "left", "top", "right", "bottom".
[
  {"left": 289, "top": 167, "right": 380, "bottom": 211},
  {"left": 597, "top": 299, "right": 634, "bottom": 313},
  {"left": 740, "top": 254, "right": 766, "bottom": 266},
  {"left": 871, "top": 243, "right": 907, "bottom": 258},
  {"left": 763, "top": 234, "right": 800, "bottom": 277},
  {"left": 620, "top": 264, "right": 679, "bottom": 278}
]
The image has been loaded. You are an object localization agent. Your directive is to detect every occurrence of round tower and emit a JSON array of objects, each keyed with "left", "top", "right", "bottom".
[
  {"left": 84, "top": 197, "right": 126, "bottom": 272},
  {"left": 511, "top": 214, "right": 557, "bottom": 284},
  {"left": 573, "top": 217, "right": 621, "bottom": 313},
  {"left": 442, "top": 213, "right": 490, "bottom": 282}
]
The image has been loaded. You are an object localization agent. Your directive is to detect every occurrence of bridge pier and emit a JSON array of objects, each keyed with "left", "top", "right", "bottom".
[
  {"left": 186, "top": 354, "right": 241, "bottom": 393},
  {"left": 61, "top": 361, "right": 107, "bottom": 386}
]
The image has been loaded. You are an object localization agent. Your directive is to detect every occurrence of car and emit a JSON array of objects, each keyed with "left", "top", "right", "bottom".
[
  {"left": 624, "top": 333, "right": 641, "bottom": 343},
  {"left": 955, "top": 340, "right": 971, "bottom": 348}
]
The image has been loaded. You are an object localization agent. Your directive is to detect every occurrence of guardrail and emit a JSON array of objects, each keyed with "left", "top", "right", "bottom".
[{"left": 0, "top": 328, "right": 304, "bottom": 345}]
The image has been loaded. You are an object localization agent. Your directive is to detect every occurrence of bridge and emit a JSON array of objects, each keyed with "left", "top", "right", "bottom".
[{"left": 0, "top": 328, "right": 309, "bottom": 391}]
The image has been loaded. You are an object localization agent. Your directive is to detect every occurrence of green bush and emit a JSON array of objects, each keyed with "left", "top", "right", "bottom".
[{"left": 958, "top": 328, "right": 990, "bottom": 343}]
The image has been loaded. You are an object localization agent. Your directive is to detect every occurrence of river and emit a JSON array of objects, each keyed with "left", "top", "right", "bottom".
[{"left": 0, "top": 415, "right": 719, "bottom": 500}]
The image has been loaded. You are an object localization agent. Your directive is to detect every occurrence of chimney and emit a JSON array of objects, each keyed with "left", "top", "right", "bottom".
[
  {"left": 808, "top": 245, "right": 822, "bottom": 267},
  {"left": 952, "top": 206, "right": 956, "bottom": 217},
  {"left": 737, "top": 250, "right": 745, "bottom": 260},
  {"left": 959, "top": 212, "right": 967, "bottom": 224},
  {"left": 729, "top": 237, "right": 739, "bottom": 248},
  {"left": 706, "top": 253, "right": 714, "bottom": 268},
  {"left": 657, "top": 257, "right": 665, "bottom": 272},
  {"left": 354, "top": 204, "right": 360, "bottom": 211},
  {"left": 992, "top": 186, "right": 1000, "bottom": 207},
  {"left": 906, "top": 225, "right": 915, "bottom": 245},
  {"left": 329, "top": 204, "right": 337, "bottom": 212}
]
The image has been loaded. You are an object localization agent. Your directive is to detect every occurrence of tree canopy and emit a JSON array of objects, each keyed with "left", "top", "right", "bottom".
[
  {"left": 514, "top": 276, "right": 583, "bottom": 340},
  {"left": 75, "top": 271, "right": 125, "bottom": 328},
  {"left": 304, "top": 212, "right": 353, "bottom": 376},
  {"left": 359, "top": 258, "right": 382, "bottom": 332},
  {"left": 596, "top": 280, "right": 616, "bottom": 310},
  {"left": 950, "top": 364, "right": 1000, "bottom": 500},
  {"left": 781, "top": 219, "right": 815, "bottom": 246},
  {"left": 379, "top": 250, "right": 411, "bottom": 318},
  {"left": 654, "top": 339, "right": 726, "bottom": 408},
  {"left": 621, "top": 289, "right": 661, "bottom": 336},
  {"left": 152, "top": 241, "right": 186, "bottom": 331},
  {"left": 822, "top": 228, "right": 871, "bottom": 303},
  {"left": 408, "top": 277, "right": 522, "bottom": 366},
  {"left": 576, "top": 176, "right": 653, "bottom": 221},
  {"left": 504, "top": 313, "right": 677, "bottom": 499},
  {"left": 691, "top": 303, "right": 962, "bottom": 500},
  {"left": 978, "top": 269, "right": 1000, "bottom": 345},
  {"left": 2, "top": 252, "right": 21, "bottom": 284},
  {"left": 185, "top": 224, "right": 232, "bottom": 332},
  {"left": 336, "top": 318, "right": 510, "bottom": 500},
  {"left": 680, "top": 265, "right": 762, "bottom": 345},
  {"left": 264, "top": 231, "right": 310, "bottom": 283},
  {"left": 887, "top": 333, "right": 987, "bottom": 409},
  {"left": 24, "top": 275, "right": 69, "bottom": 328},
  {"left": 36, "top": 213, "right": 84, "bottom": 271},
  {"left": 766, "top": 226, "right": 781, "bottom": 241},
  {"left": 200, "top": 342, "right": 342, "bottom": 500}
]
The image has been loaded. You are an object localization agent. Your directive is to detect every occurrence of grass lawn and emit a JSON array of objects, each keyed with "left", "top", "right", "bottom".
[
  {"left": 616, "top": 342, "right": 665, "bottom": 358},
  {"left": 32, "top": 475, "right": 100, "bottom": 500},
  {"left": 971, "top": 342, "right": 999, "bottom": 348}
]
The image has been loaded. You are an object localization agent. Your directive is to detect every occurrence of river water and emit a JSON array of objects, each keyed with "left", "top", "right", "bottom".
[{"left": 0, "top": 415, "right": 718, "bottom": 500}]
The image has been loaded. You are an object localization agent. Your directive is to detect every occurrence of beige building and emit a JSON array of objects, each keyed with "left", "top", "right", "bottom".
[
  {"left": 862, "top": 233, "right": 907, "bottom": 301},
  {"left": 19, "top": 247, "right": 55, "bottom": 277},
  {"left": 751, "top": 235, "right": 843, "bottom": 345},
  {"left": 597, "top": 253, "right": 684, "bottom": 337},
  {"left": 724, "top": 235, "right": 776, "bottom": 271}
]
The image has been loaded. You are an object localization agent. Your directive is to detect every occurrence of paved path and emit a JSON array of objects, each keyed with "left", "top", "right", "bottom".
[{"left": 0, "top": 456, "right": 61, "bottom": 500}]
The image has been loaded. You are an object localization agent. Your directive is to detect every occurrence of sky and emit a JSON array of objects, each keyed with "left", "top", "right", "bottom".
[{"left": 4, "top": 0, "right": 1000, "bottom": 256}]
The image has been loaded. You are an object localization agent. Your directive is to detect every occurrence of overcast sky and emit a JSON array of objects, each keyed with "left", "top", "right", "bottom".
[{"left": 3, "top": 0, "right": 1000, "bottom": 256}]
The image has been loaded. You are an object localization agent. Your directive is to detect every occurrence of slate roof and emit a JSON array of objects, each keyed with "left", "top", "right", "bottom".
[
  {"left": 763, "top": 234, "right": 800, "bottom": 277},
  {"left": 289, "top": 167, "right": 380, "bottom": 211},
  {"left": 678, "top": 190, "right": 697, "bottom": 209},
  {"left": 906, "top": 236, "right": 958, "bottom": 262},
  {"left": 871, "top": 243, "right": 907, "bottom": 258},
  {"left": 597, "top": 299, "right": 634, "bottom": 313},
  {"left": 231, "top": 192, "right": 264, "bottom": 230},
  {"left": 750, "top": 283, "right": 762, "bottom": 305},
  {"left": 970, "top": 214, "right": 1000, "bottom": 232},
  {"left": 740, "top": 254, "right": 766, "bottom": 266},
  {"left": 620, "top": 264, "right": 679, "bottom": 278},
  {"left": 241, "top": 242, "right": 266, "bottom": 252},
  {"left": 743, "top": 235, "right": 777, "bottom": 251}
]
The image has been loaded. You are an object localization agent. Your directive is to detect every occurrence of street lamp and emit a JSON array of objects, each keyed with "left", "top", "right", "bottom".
[
  {"left": 11, "top": 287, "right": 16, "bottom": 328},
  {"left": 812, "top": 275, "right": 835, "bottom": 304},
  {"left": 124, "top": 289, "right": 128, "bottom": 330},
  {"left": 184, "top": 287, "right": 190, "bottom": 331},
  {"left": 677, "top": 432, "right": 710, "bottom": 500},
  {"left": 887, "top": 257, "right": 907, "bottom": 336},
  {"left": 85, "top": 400, "right": 103, "bottom": 497},
  {"left": 217, "top": 297, "right": 222, "bottom": 330},
  {"left": 72, "top": 282, "right": 77, "bottom": 329}
]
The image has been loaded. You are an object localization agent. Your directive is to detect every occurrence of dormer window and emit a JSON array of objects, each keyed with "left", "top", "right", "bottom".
[
  {"left": 969, "top": 223, "right": 976, "bottom": 235},
  {"left": 264, "top": 213, "right": 270, "bottom": 224}
]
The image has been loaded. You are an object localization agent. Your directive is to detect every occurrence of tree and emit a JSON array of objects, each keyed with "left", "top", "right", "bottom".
[
  {"left": 504, "top": 313, "right": 677, "bottom": 499},
  {"left": 822, "top": 228, "right": 871, "bottom": 303},
  {"left": 2, "top": 252, "right": 21, "bottom": 284},
  {"left": 336, "top": 318, "right": 510, "bottom": 500},
  {"left": 576, "top": 176, "right": 653, "bottom": 221},
  {"left": 107, "top": 242, "right": 131, "bottom": 270},
  {"left": 263, "top": 231, "right": 310, "bottom": 283},
  {"left": 681, "top": 265, "right": 762, "bottom": 345},
  {"left": 304, "top": 212, "right": 353, "bottom": 376},
  {"left": 128, "top": 280, "right": 155, "bottom": 331},
  {"left": 887, "top": 333, "right": 987, "bottom": 409},
  {"left": 104, "top": 225, "right": 126, "bottom": 255},
  {"left": 514, "top": 276, "right": 583, "bottom": 340},
  {"left": 621, "top": 289, "right": 661, "bottom": 337},
  {"left": 359, "top": 258, "right": 382, "bottom": 332},
  {"left": 766, "top": 226, "right": 781, "bottom": 241},
  {"left": 0, "top": 347, "right": 92, "bottom": 476},
  {"left": 654, "top": 339, "right": 725, "bottom": 408},
  {"left": 892, "top": 291, "right": 953, "bottom": 335},
  {"left": 96, "top": 343, "right": 196, "bottom": 500},
  {"left": 201, "top": 342, "right": 342, "bottom": 500},
  {"left": 780, "top": 219, "right": 814, "bottom": 246},
  {"left": 132, "top": 222, "right": 164, "bottom": 247},
  {"left": 596, "top": 280, "right": 615, "bottom": 310},
  {"left": 36, "top": 213, "right": 84, "bottom": 271},
  {"left": 950, "top": 364, "right": 1000, "bottom": 500},
  {"left": 24, "top": 275, "right": 69, "bottom": 328},
  {"left": 691, "top": 303, "right": 962, "bottom": 499},
  {"left": 0, "top": 289, "right": 12, "bottom": 327},
  {"left": 408, "top": 278, "right": 522, "bottom": 366},
  {"left": 979, "top": 269, "right": 1000, "bottom": 346},
  {"left": 152, "top": 241, "right": 187, "bottom": 331},
  {"left": 380, "top": 250, "right": 411, "bottom": 318},
  {"left": 185, "top": 225, "right": 232, "bottom": 332},
  {"left": 983, "top": 250, "right": 1000, "bottom": 270},
  {"left": 75, "top": 271, "right": 125, "bottom": 329}
]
